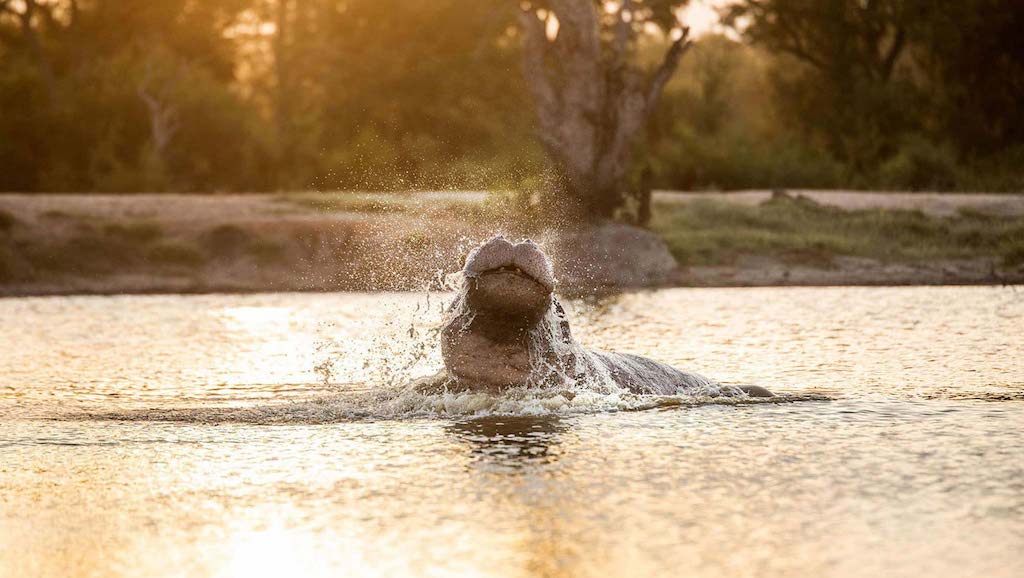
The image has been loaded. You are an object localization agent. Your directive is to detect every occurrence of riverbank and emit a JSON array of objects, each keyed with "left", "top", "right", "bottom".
[{"left": 1, "top": 191, "right": 1022, "bottom": 296}]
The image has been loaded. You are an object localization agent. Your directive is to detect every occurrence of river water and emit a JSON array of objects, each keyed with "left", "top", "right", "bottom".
[{"left": 1, "top": 286, "right": 1022, "bottom": 577}]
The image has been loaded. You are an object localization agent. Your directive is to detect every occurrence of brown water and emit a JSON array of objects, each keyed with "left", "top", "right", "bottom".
[{"left": 1, "top": 286, "right": 1022, "bottom": 577}]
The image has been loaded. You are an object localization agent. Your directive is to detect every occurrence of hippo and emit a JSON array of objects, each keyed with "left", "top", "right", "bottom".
[{"left": 416, "top": 236, "right": 772, "bottom": 398}]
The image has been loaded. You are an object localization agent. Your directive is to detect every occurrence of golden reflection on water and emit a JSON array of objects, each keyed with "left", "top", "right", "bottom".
[
  {"left": 2, "top": 287, "right": 1023, "bottom": 577},
  {"left": 212, "top": 305, "right": 319, "bottom": 396},
  {"left": 214, "top": 523, "right": 354, "bottom": 578}
]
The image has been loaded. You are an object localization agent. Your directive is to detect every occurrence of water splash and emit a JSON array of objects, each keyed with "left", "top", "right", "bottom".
[
  {"left": 67, "top": 278, "right": 830, "bottom": 425},
  {"left": 310, "top": 269, "right": 459, "bottom": 390},
  {"left": 72, "top": 384, "right": 830, "bottom": 424}
]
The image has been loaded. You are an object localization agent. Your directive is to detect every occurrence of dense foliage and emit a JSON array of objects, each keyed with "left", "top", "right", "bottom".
[{"left": 1, "top": 0, "right": 1021, "bottom": 195}]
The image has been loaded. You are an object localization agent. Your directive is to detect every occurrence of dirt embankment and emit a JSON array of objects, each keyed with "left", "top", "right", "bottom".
[
  {"left": 0, "top": 191, "right": 1022, "bottom": 296},
  {"left": 653, "top": 190, "right": 1024, "bottom": 217},
  {"left": 0, "top": 194, "right": 504, "bottom": 295}
]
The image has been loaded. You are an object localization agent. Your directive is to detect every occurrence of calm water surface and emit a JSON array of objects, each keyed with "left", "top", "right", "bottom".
[{"left": 1, "top": 286, "right": 1022, "bottom": 577}]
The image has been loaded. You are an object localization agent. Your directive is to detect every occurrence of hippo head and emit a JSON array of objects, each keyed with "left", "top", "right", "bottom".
[
  {"left": 440, "top": 236, "right": 562, "bottom": 389},
  {"left": 460, "top": 236, "right": 555, "bottom": 328}
]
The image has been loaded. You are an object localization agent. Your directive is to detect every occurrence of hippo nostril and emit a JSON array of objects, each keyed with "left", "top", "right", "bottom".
[
  {"left": 463, "top": 236, "right": 515, "bottom": 278},
  {"left": 462, "top": 236, "right": 556, "bottom": 291},
  {"left": 512, "top": 241, "right": 555, "bottom": 290}
]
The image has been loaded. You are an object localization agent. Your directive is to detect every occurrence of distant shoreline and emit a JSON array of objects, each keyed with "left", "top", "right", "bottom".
[{"left": 2, "top": 191, "right": 1022, "bottom": 297}]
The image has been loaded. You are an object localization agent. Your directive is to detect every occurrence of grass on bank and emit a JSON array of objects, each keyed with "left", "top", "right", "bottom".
[
  {"left": 279, "top": 192, "right": 504, "bottom": 224},
  {"left": 281, "top": 192, "right": 411, "bottom": 214},
  {"left": 4, "top": 192, "right": 1024, "bottom": 287},
  {"left": 0, "top": 214, "right": 295, "bottom": 283},
  {"left": 649, "top": 194, "right": 1024, "bottom": 267}
]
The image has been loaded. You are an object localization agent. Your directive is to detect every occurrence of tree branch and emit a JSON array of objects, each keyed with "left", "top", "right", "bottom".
[
  {"left": 596, "top": 24, "right": 692, "bottom": 197},
  {"left": 137, "top": 56, "right": 183, "bottom": 160},
  {"left": 881, "top": 26, "right": 905, "bottom": 80},
  {"left": 775, "top": 15, "right": 827, "bottom": 71},
  {"left": 645, "top": 26, "right": 691, "bottom": 114}
]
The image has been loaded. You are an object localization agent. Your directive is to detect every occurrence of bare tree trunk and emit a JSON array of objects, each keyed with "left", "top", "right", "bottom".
[
  {"left": 518, "top": 0, "right": 690, "bottom": 223},
  {"left": 137, "top": 58, "right": 182, "bottom": 185},
  {"left": 273, "top": 0, "right": 294, "bottom": 185}
]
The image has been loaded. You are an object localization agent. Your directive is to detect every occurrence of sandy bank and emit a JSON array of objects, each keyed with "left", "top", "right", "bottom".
[{"left": 1, "top": 191, "right": 1022, "bottom": 296}]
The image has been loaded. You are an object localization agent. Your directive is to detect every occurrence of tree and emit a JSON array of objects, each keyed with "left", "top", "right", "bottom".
[
  {"left": 723, "top": 0, "right": 918, "bottom": 167},
  {"left": 724, "top": 0, "right": 910, "bottom": 84},
  {"left": 913, "top": 0, "right": 1024, "bottom": 157},
  {"left": 0, "top": 0, "right": 263, "bottom": 192},
  {"left": 517, "top": 0, "right": 692, "bottom": 221},
  {"left": 312, "top": 0, "right": 531, "bottom": 191},
  {"left": 263, "top": 0, "right": 321, "bottom": 187},
  {"left": 0, "top": 0, "right": 60, "bottom": 105}
]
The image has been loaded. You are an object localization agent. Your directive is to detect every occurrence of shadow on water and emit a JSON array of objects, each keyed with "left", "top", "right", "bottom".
[
  {"left": 446, "top": 415, "right": 596, "bottom": 577},
  {"left": 446, "top": 415, "right": 568, "bottom": 470}
]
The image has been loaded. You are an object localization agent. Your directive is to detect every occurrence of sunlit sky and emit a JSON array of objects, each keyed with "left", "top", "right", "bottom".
[
  {"left": 237, "top": 1, "right": 729, "bottom": 42},
  {"left": 682, "top": 0, "right": 728, "bottom": 37}
]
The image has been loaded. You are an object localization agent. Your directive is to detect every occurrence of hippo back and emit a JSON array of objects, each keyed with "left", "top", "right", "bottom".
[{"left": 585, "top": 350, "right": 720, "bottom": 395}]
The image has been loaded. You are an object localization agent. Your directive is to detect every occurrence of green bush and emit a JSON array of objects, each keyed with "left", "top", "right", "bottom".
[
  {"left": 0, "top": 209, "right": 15, "bottom": 232},
  {"left": 998, "top": 225, "right": 1024, "bottom": 266},
  {"left": 26, "top": 234, "right": 140, "bottom": 275},
  {"left": 955, "top": 146, "right": 1024, "bottom": 192},
  {"left": 0, "top": 245, "right": 18, "bottom": 283},
  {"left": 1003, "top": 243, "right": 1024, "bottom": 267},
  {"left": 247, "top": 238, "right": 287, "bottom": 265},
  {"left": 203, "top": 224, "right": 253, "bottom": 257},
  {"left": 103, "top": 222, "right": 163, "bottom": 244},
  {"left": 878, "top": 137, "right": 960, "bottom": 190},
  {"left": 648, "top": 127, "right": 845, "bottom": 191},
  {"left": 147, "top": 242, "right": 206, "bottom": 267}
]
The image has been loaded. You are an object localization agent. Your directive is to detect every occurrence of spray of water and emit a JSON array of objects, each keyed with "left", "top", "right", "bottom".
[{"left": 63, "top": 267, "right": 831, "bottom": 426}]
